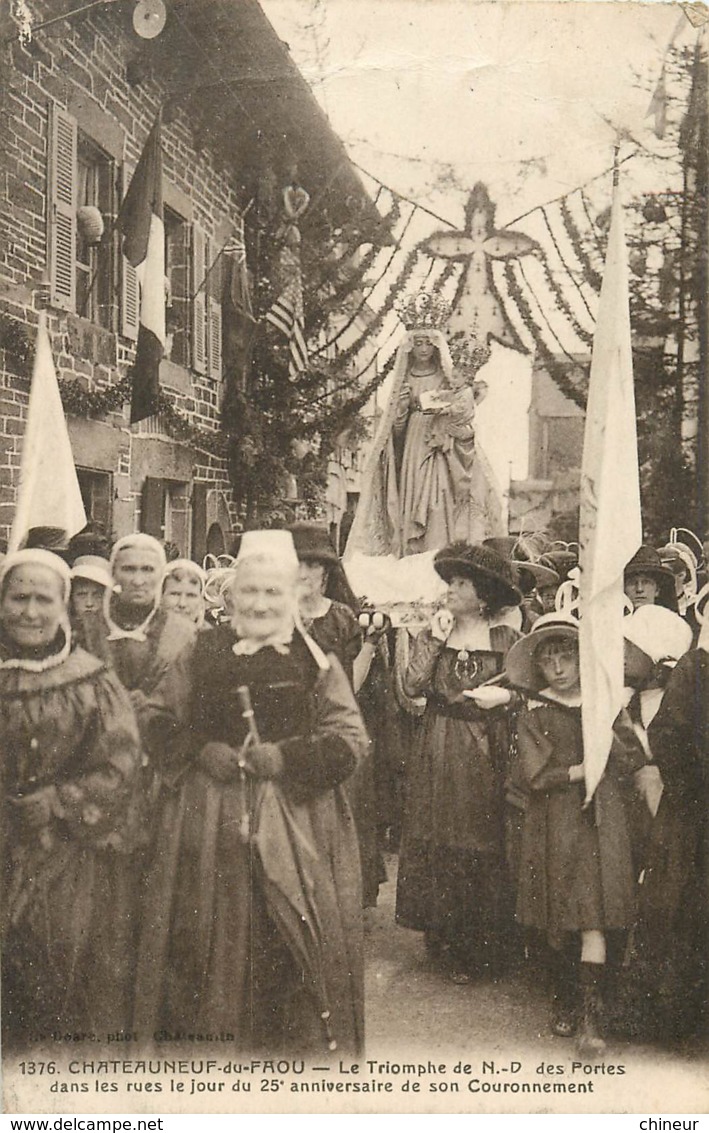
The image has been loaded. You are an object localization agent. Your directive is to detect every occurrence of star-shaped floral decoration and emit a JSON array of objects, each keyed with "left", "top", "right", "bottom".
[{"left": 422, "top": 182, "right": 537, "bottom": 353}]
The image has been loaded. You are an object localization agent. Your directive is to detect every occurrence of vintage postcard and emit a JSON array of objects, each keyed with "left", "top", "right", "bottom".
[{"left": 1, "top": 0, "right": 707, "bottom": 1119}]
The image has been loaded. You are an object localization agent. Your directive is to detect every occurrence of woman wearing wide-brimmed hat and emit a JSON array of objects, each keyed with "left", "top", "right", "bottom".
[{"left": 395, "top": 541, "right": 521, "bottom": 981}]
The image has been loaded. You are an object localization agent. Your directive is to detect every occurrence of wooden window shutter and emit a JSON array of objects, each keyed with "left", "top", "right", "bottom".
[
  {"left": 207, "top": 233, "right": 223, "bottom": 381},
  {"left": 120, "top": 163, "right": 139, "bottom": 341},
  {"left": 47, "top": 102, "right": 77, "bottom": 312},
  {"left": 208, "top": 295, "right": 223, "bottom": 380},
  {"left": 191, "top": 482, "right": 208, "bottom": 564},
  {"left": 140, "top": 477, "right": 164, "bottom": 537},
  {"left": 191, "top": 223, "right": 207, "bottom": 374}
]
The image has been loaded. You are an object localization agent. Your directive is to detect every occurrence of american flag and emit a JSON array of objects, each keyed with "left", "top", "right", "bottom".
[{"left": 265, "top": 276, "right": 308, "bottom": 380}]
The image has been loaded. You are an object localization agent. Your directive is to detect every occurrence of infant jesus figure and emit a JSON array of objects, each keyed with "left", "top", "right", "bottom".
[{"left": 421, "top": 366, "right": 488, "bottom": 453}]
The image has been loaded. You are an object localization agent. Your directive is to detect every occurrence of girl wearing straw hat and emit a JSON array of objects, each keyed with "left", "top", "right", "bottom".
[{"left": 506, "top": 613, "right": 645, "bottom": 1056}]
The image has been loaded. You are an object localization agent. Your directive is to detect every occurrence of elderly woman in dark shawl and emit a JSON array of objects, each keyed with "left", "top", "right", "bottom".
[{"left": 135, "top": 530, "right": 368, "bottom": 1054}]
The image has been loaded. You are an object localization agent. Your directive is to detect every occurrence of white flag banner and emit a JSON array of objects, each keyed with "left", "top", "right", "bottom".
[
  {"left": 578, "top": 174, "right": 642, "bottom": 804},
  {"left": 9, "top": 311, "right": 87, "bottom": 552}
]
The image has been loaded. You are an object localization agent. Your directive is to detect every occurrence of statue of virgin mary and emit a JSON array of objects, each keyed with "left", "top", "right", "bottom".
[{"left": 345, "top": 291, "right": 505, "bottom": 559}]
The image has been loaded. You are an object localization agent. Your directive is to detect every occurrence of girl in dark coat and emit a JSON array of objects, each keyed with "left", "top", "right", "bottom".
[{"left": 506, "top": 613, "right": 645, "bottom": 1056}]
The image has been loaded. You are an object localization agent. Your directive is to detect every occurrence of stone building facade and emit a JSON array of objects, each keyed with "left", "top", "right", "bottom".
[
  {"left": 508, "top": 356, "right": 587, "bottom": 542},
  {"left": 1, "top": 0, "right": 380, "bottom": 557}
]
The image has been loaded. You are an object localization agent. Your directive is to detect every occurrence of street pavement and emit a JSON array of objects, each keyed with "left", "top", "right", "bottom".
[{"left": 362, "top": 855, "right": 708, "bottom": 1113}]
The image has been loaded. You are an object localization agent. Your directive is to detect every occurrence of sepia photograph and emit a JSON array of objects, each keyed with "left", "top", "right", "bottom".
[{"left": 0, "top": 0, "right": 708, "bottom": 1118}]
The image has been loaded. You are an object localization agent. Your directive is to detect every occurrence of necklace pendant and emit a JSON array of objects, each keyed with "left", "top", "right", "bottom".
[{"left": 455, "top": 650, "right": 480, "bottom": 683}]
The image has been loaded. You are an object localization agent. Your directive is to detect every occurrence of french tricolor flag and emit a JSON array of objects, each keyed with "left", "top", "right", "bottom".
[{"left": 118, "top": 112, "right": 165, "bottom": 424}]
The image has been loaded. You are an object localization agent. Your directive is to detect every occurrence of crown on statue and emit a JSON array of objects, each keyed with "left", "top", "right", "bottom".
[
  {"left": 397, "top": 289, "right": 452, "bottom": 331},
  {"left": 448, "top": 331, "right": 492, "bottom": 375}
]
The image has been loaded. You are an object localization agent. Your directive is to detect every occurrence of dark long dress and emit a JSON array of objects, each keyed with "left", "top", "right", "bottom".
[
  {"left": 639, "top": 649, "right": 709, "bottom": 1039},
  {"left": 304, "top": 600, "right": 362, "bottom": 683},
  {"left": 396, "top": 624, "right": 518, "bottom": 973},
  {"left": 134, "top": 626, "right": 368, "bottom": 1054},
  {"left": 306, "top": 601, "right": 388, "bottom": 906},
  {"left": 355, "top": 636, "right": 403, "bottom": 903},
  {"left": 1, "top": 645, "right": 141, "bottom": 1047},
  {"left": 514, "top": 703, "right": 644, "bottom": 939}
]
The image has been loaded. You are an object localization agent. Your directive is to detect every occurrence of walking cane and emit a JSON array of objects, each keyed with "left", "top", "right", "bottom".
[{"left": 236, "top": 684, "right": 260, "bottom": 842}]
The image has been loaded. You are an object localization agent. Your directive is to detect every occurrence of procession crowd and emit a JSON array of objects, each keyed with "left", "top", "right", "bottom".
[{"left": 0, "top": 515, "right": 707, "bottom": 1061}]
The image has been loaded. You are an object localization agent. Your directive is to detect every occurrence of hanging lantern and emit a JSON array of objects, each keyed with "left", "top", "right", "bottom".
[
  {"left": 642, "top": 197, "right": 667, "bottom": 224},
  {"left": 77, "top": 205, "right": 104, "bottom": 245}
]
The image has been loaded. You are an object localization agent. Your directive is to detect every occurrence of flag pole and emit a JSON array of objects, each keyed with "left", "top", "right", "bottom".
[
  {"left": 696, "top": 26, "right": 709, "bottom": 542},
  {"left": 578, "top": 154, "right": 643, "bottom": 805}
]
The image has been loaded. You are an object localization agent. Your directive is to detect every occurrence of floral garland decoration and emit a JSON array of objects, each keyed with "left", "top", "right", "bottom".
[
  {"left": 559, "top": 198, "right": 603, "bottom": 292},
  {"left": 541, "top": 207, "right": 597, "bottom": 325},
  {"left": 534, "top": 245, "right": 594, "bottom": 347},
  {"left": 579, "top": 191, "right": 607, "bottom": 262},
  {"left": 503, "top": 262, "right": 587, "bottom": 408},
  {"left": 320, "top": 241, "right": 422, "bottom": 369},
  {"left": 517, "top": 259, "right": 587, "bottom": 373},
  {"left": 308, "top": 198, "right": 403, "bottom": 332},
  {"left": 57, "top": 374, "right": 228, "bottom": 457},
  {"left": 310, "top": 204, "right": 419, "bottom": 360},
  {"left": 0, "top": 313, "right": 33, "bottom": 374},
  {"left": 0, "top": 314, "right": 227, "bottom": 456}
]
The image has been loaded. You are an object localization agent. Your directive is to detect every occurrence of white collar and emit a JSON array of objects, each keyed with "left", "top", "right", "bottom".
[
  {"left": 230, "top": 620, "right": 331, "bottom": 672},
  {"left": 105, "top": 592, "right": 159, "bottom": 643},
  {"left": 538, "top": 685, "right": 582, "bottom": 708},
  {"left": 0, "top": 624, "right": 72, "bottom": 672}
]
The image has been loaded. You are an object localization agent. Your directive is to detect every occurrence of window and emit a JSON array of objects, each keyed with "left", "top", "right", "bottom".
[
  {"left": 164, "top": 205, "right": 190, "bottom": 367},
  {"left": 76, "top": 134, "right": 113, "bottom": 328},
  {"left": 76, "top": 468, "right": 112, "bottom": 532},
  {"left": 47, "top": 100, "right": 226, "bottom": 381},
  {"left": 141, "top": 477, "right": 190, "bottom": 555},
  {"left": 47, "top": 103, "right": 115, "bottom": 327}
]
